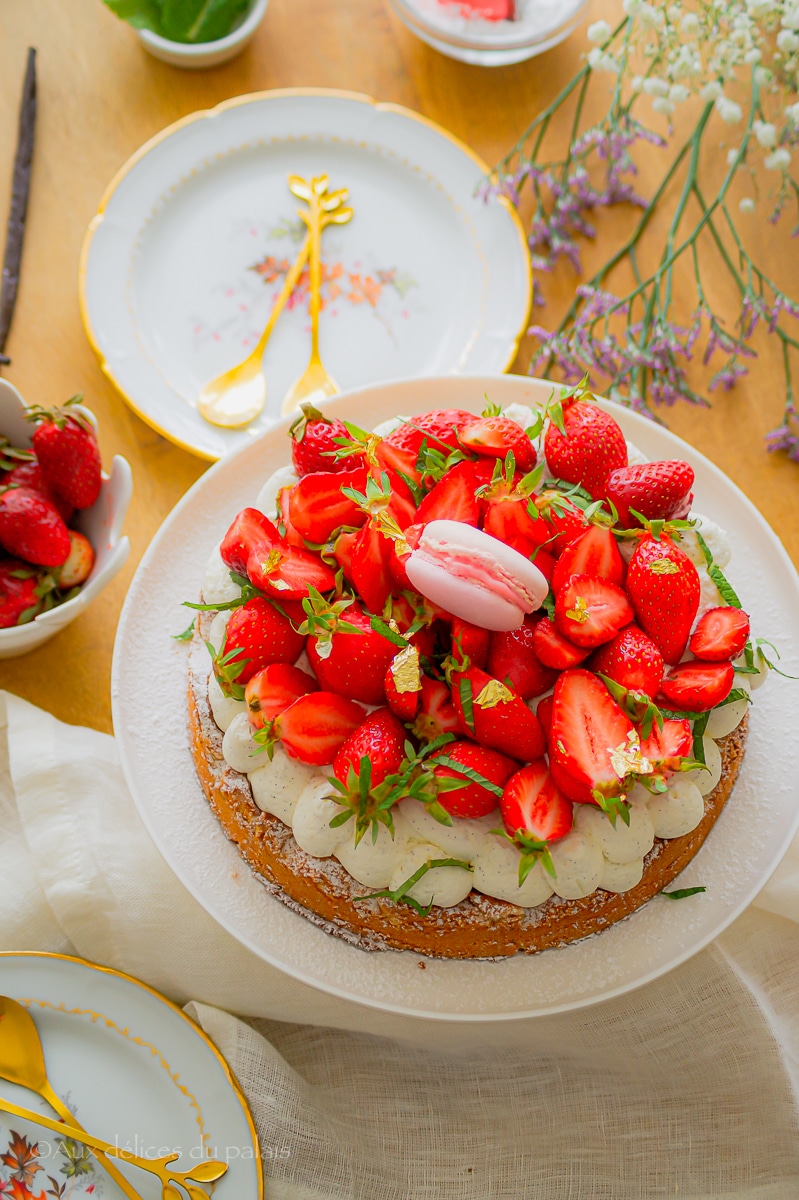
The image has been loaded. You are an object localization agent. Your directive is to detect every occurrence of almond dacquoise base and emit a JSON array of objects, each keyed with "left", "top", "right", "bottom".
[{"left": 188, "top": 607, "right": 748, "bottom": 959}]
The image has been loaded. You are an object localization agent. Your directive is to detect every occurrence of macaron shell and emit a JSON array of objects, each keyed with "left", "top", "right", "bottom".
[
  {"left": 405, "top": 554, "right": 526, "bottom": 632},
  {"left": 420, "top": 520, "right": 549, "bottom": 612}
]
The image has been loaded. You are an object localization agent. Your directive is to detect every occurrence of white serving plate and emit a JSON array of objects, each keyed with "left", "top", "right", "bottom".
[
  {"left": 112, "top": 375, "right": 799, "bottom": 1022},
  {"left": 0, "top": 952, "right": 262, "bottom": 1199},
  {"left": 80, "top": 90, "right": 531, "bottom": 461}
]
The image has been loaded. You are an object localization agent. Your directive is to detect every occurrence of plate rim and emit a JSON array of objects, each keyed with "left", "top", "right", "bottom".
[
  {"left": 0, "top": 948, "right": 264, "bottom": 1196},
  {"left": 111, "top": 373, "right": 799, "bottom": 1022},
  {"left": 78, "top": 87, "right": 532, "bottom": 462}
]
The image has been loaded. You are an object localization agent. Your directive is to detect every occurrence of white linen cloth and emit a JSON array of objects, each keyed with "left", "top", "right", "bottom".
[{"left": 2, "top": 689, "right": 799, "bottom": 1198}]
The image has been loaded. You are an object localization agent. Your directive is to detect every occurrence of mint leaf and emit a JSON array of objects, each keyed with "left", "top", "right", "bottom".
[
  {"left": 161, "top": 0, "right": 251, "bottom": 41},
  {"left": 101, "top": 0, "right": 163, "bottom": 33},
  {"left": 660, "top": 886, "right": 707, "bottom": 900}
]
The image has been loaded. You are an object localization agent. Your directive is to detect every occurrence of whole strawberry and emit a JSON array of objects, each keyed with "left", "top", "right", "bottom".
[
  {"left": 544, "top": 397, "right": 627, "bottom": 498},
  {"left": 625, "top": 533, "right": 700, "bottom": 665},
  {"left": 588, "top": 624, "right": 664, "bottom": 699},
  {"left": 289, "top": 402, "right": 362, "bottom": 477},
  {"left": 606, "top": 460, "right": 694, "bottom": 527},
  {"left": 214, "top": 596, "right": 306, "bottom": 696},
  {"left": 0, "top": 487, "right": 71, "bottom": 567},
  {"left": 26, "top": 396, "right": 102, "bottom": 510},
  {"left": 333, "top": 708, "right": 407, "bottom": 788},
  {"left": 4, "top": 459, "right": 74, "bottom": 523},
  {"left": 0, "top": 558, "right": 43, "bottom": 627},
  {"left": 431, "top": 740, "right": 517, "bottom": 818},
  {"left": 303, "top": 596, "right": 399, "bottom": 705}
]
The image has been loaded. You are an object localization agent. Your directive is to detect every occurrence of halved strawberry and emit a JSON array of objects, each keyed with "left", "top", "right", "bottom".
[
  {"left": 388, "top": 522, "right": 423, "bottom": 590},
  {"left": 220, "top": 508, "right": 279, "bottom": 576},
  {"left": 551, "top": 526, "right": 624, "bottom": 594},
  {"left": 554, "top": 575, "right": 634, "bottom": 649},
  {"left": 288, "top": 467, "right": 369, "bottom": 543},
  {"left": 384, "top": 644, "right": 422, "bottom": 721},
  {"left": 500, "top": 760, "right": 573, "bottom": 867},
  {"left": 482, "top": 494, "right": 550, "bottom": 558},
  {"left": 459, "top": 416, "right": 537, "bottom": 472},
  {"left": 689, "top": 607, "right": 750, "bottom": 663},
  {"left": 384, "top": 592, "right": 437, "bottom": 658},
  {"left": 276, "top": 486, "right": 307, "bottom": 549},
  {"left": 588, "top": 625, "right": 664, "bottom": 699},
  {"left": 411, "top": 676, "right": 460, "bottom": 741},
  {"left": 544, "top": 397, "right": 627, "bottom": 498},
  {"left": 431, "top": 740, "right": 517, "bottom": 818},
  {"left": 660, "top": 660, "right": 735, "bottom": 711},
  {"left": 639, "top": 718, "right": 692, "bottom": 769},
  {"left": 57, "top": 531, "right": 95, "bottom": 587},
  {"left": 626, "top": 533, "right": 700, "bottom": 664},
  {"left": 549, "top": 669, "right": 635, "bottom": 806},
  {"left": 487, "top": 616, "right": 558, "bottom": 700},
  {"left": 606, "top": 460, "right": 694, "bottom": 527},
  {"left": 247, "top": 541, "right": 336, "bottom": 600},
  {"left": 349, "top": 521, "right": 394, "bottom": 614},
  {"left": 451, "top": 617, "right": 490, "bottom": 670},
  {"left": 333, "top": 707, "right": 407, "bottom": 787},
  {"left": 535, "top": 694, "right": 554, "bottom": 743},
  {"left": 263, "top": 691, "right": 366, "bottom": 764},
  {"left": 244, "top": 662, "right": 318, "bottom": 729},
  {"left": 415, "top": 460, "right": 480, "bottom": 526},
  {"left": 451, "top": 666, "right": 545, "bottom": 761},
  {"left": 532, "top": 616, "right": 590, "bottom": 670}
]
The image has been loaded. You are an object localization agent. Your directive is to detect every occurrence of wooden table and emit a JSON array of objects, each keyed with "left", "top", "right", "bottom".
[{"left": 0, "top": 0, "right": 796, "bottom": 734}]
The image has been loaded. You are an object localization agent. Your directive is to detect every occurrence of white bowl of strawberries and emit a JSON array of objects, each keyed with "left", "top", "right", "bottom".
[{"left": 0, "top": 380, "right": 132, "bottom": 657}]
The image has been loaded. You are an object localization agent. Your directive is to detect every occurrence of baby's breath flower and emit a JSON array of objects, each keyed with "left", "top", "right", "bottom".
[
  {"left": 587, "top": 20, "right": 612, "bottom": 43},
  {"left": 716, "top": 95, "right": 744, "bottom": 122},
  {"left": 682, "top": 11, "right": 700, "bottom": 30},
  {"left": 777, "top": 28, "right": 799, "bottom": 50},
  {"left": 653, "top": 96, "right": 677, "bottom": 114},
  {"left": 701, "top": 80, "right": 724, "bottom": 100},
  {"left": 739, "top": 196, "right": 756, "bottom": 210},
  {"left": 785, "top": 100, "right": 799, "bottom": 123},
  {"left": 727, "top": 147, "right": 741, "bottom": 164},
  {"left": 644, "top": 77, "right": 671, "bottom": 96},
  {"left": 753, "top": 119, "right": 778, "bottom": 146},
  {"left": 765, "top": 146, "right": 792, "bottom": 168}
]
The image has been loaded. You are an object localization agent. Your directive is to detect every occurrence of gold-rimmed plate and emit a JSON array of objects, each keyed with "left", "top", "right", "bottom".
[
  {"left": 80, "top": 88, "right": 531, "bottom": 461},
  {"left": 0, "top": 952, "right": 263, "bottom": 1199}
]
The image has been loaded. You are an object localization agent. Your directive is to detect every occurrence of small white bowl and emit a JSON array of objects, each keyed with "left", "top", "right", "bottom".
[
  {"left": 0, "top": 380, "right": 132, "bottom": 659},
  {"left": 136, "top": 0, "right": 268, "bottom": 68}
]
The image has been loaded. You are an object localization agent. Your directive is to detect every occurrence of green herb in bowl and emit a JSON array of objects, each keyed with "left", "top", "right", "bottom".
[{"left": 102, "top": 0, "right": 253, "bottom": 44}]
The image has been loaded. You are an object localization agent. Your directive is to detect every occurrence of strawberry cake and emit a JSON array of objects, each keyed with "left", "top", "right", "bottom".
[{"left": 186, "top": 385, "right": 764, "bottom": 958}]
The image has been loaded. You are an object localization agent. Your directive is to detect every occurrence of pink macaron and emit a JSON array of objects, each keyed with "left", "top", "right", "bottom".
[{"left": 404, "top": 520, "right": 549, "bottom": 632}]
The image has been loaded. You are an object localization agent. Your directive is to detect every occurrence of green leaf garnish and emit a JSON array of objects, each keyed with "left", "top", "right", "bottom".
[
  {"left": 172, "top": 618, "right": 196, "bottom": 642},
  {"left": 356, "top": 857, "right": 472, "bottom": 917},
  {"left": 660, "top": 886, "right": 707, "bottom": 900}
]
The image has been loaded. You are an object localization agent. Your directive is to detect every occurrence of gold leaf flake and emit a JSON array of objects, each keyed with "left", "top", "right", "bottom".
[
  {"left": 376, "top": 511, "right": 410, "bottom": 555},
  {"left": 608, "top": 730, "right": 652, "bottom": 780},
  {"left": 648, "top": 558, "right": 680, "bottom": 575},
  {"left": 390, "top": 644, "right": 422, "bottom": 694},
  {"left": 565, "top": 596, "right": 589, "bottom": 623},
  {"left": 475, "top": 679, "right": 514, "bottom": 709}
]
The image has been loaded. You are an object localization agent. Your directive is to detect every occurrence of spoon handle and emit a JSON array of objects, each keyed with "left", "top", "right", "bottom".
[
  {"left": 251, "top": 229, "right": 311, "bottom": 360},
  {"left": 38, "top": 1080, "right": 144, "bottom": 1200}
]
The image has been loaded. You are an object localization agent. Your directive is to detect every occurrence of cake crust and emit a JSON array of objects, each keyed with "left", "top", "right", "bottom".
[{"left": 188, "top": 619, "right": 748, "bottom": 960}]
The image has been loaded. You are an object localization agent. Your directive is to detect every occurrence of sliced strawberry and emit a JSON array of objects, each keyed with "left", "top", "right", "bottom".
[
  {"left": 626, "top": 534, "right": 700, "bottom": 664},
  {"left": 500, "top": 760, "right": 573, "bottom": 845},
  {"left": 305, "top": 598, "right": 399, "bottom": 705},
  {"left": 689, "top": 607, "right": 750, "bottom": 662},
  {"left": 289, "top": 403, "right": 362, "bottom": 477},
  {"left": 532, "top": 616, "right": 590, "bottom": 670},
  {"left": 0, "top": 487, "right": 71, "bottom": 567},
  {"left": 459, "top": 416, "right": 537, "bottom": 473},
  {"left": 554, "top": 575, "right": 634, "bottom": 649},
  {"left": 349, "top": 521, "right": 394, "bottom": 614},
  {"left": 606, "top": 460, "right": 694, "bottom": 527},
  {"left": 588, "top": 624, "right": 664, "bottom": 699},
  {"left": 333, "top": 707, "right": 407, "bottom": 787},
  {"left": 431, "top": 740, "right": 517, "bottom": 819},
  {"left": 411, "top": 676, "right": 460, "bottom": 742},
  {"left": 544, "top": 397, "right": 627, "bottom": 498},
  {"left": 215, "top": 597, "right": 306, "bottom": 694},
  {"left": 247, "top": 541, "right": 336, "bottom": 600},
  {"left": 640, "top": 718, "right": 693, "bottom": 769},
  {"left": 487, "top": 616, "right": 558, "bottom": 700},
  {"left": 415, "top": 461, "right": 480, "bottom": 526},
  {"left": 220, "top": 508, "right": 280, "bottom": 575},
  {"left": 276, "top": 485, "right": 307, "bottom": 549},
  {"left": 451, "top": 617, "right": 490, "bottom": 670},
  {"left": 384, "top": 644, "right": 422, "bottom": 721},
  {"left": 270, "top": 692, "right": 366, "bottom": 765},
  {"left": 482, "top": 494, "right": 549, "bottom": 558},
  {"left": 551, "top": 526, "right": 624, "bottom": 593},
  {"left": 660, "top": 660, "right": 735, "bottom": 712},
  {"left": 384, "top": 592, "right": 437, "bottom": 658},
  {"left": 451, "top": 666, "right": 546, "bottom": 761},
  {"left": 549, "top": 669, "right": 634, "bottom": 805},
  {"left": 288, "top": 467, "right": 369, "bottom": 543},
  {"left": 245, "top": 663, "right": 318, "bottom": 729},
  {"left": 535, "top": 694, "right": 554, "bottom": 743}
]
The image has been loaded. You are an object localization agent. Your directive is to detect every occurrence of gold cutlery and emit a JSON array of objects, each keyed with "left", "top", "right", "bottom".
[
  {"left": 199, "top": 175, "right": 352, "bottom": 429},
  {"left": 0, "top": 995, "right": 227, "bottom": 1199},
  {"left": 281, "top": 173, "right": 350, "bottom": 416}
]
